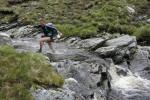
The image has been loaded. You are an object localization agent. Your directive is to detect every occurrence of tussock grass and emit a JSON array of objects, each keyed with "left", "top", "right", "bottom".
[
  {"left": 0, "top": 45, "right": 64, "bottom": 100},
  {"left": 0, "top": 0, "right": 150, "bottom": 40}
]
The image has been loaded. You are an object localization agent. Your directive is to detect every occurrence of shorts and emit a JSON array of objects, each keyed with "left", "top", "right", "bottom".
[{"left": 41, "top": 35, "right": 54, "bottom": 42}]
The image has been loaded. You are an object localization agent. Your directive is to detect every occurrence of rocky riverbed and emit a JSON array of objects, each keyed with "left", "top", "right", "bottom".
[{"left": 1, "top": 25, "right": 150, "bottom": 100}]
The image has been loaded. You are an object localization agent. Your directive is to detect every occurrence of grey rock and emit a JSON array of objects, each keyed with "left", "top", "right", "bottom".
[
  {"left": 52, "top": 60, "right": 109, "bottom": 96},
  {"left": 140, "top": 46, "right": 150, "bottom": 53},
  {"left": 0, "top": 23, "right": 18, "bottom": 31},
  {"left": 130, "top": 47, "right": 150, "bottom": 80},
  {"left": 136, "top": 15, "right": 147, "bottom": 21},
  {"left": 66, "top": 37, "right": 81, "bottom": 45},
  {"left": 95, "top": 46, "right": 118, "bottom": 57},
  {"left": 76, "top": 38, "right": 105, "bottom": 50},
  {"left": 116, "top": 65, "right": 128, "bottom": 76},
  {"left": 63, "top": 78, "right": 93, "bottom": 99},
  {"left": 12, "top": 38, "right": 39, "bottom": 52},
  {"left": 118, "top": 61, "right": 129, "bottom": 69},
  {"left": 33, "top": 88, "right": 85, "bottom": 100},
  {"left": 90, "top": 63, "right": 100, "bottom": 73},
  {"left": 105, "top": 35, "right": 136, "bottom": 48},
  {"left": 127, "top": 6, "right": 135, "bottom": 14},
  {"left": 10, "top": 25, "right": 36, "bottom": 38},
  {"left": 147, "top": 19, "right": 150, "bottom": 23},
  {"left": 0, "top": 32, "right": 11, "bottom": 45},
  {"left": 95, "top": 35, "right": 137, "bottom": 64}
]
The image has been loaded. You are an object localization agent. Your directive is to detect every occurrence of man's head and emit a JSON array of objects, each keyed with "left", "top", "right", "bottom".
[{"left": 39, "top": 17, "right": 45, "bottom": 26}]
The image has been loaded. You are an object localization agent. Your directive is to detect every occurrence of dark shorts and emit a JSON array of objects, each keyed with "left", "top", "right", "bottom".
[{"left": 41, "top": 35, "right": 54, "bottom": 42}]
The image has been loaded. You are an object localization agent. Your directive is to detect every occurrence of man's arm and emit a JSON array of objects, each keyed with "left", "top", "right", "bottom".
[{"left": 58, "top": 30, "right": 64, "bottom": 38}]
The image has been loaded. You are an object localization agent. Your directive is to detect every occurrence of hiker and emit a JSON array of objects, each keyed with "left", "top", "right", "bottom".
[{"left": 35, "top": 18, "right": 63, "bottom": 53}]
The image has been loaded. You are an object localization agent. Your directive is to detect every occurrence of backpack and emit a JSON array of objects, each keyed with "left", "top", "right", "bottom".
[
  {"left": 45, "top": 23, "right": 58, "bottom": 37},
  {"left": 46, "top": 23, "right": 55, "bottom": 29}
]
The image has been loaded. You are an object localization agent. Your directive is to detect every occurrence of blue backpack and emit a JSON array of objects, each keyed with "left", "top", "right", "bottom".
[{"left": 45, "top": 23, "right": 58, "bottom": 37}]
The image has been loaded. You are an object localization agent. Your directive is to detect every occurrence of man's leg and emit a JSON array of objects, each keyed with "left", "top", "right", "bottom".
[
  {"left": 39, "top": 41, "right": 44, "bottom": 52},
  {"left": 47, "top": 38, "right": 55, "bottom": 53},
  {"left": 39, "top": 37, "right": 51, "bottom": 52}
]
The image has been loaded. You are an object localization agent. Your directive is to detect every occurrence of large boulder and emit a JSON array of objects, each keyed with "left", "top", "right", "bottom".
[
  {"left": 75, "top": 38, "right": 105, "bottom": 50},
  {"left": 105, "top": 35, "right": 136, "bottom": 48},
  {"left": 95, "top": 35, "right": 137, "bottom": 64},
  {"left": 50, "top": 59, "right": 110, "bottom": 100},
  {"left": 0, "top": 32, "right": 11, "bottom": 45},
  {"left": 63, "top": 78, "right": 93, "bottom": 99}
]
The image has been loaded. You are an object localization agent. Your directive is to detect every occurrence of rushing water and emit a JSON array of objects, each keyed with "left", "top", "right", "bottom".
[{"left": 109, "top": 64, "right": 150, "bottom": 100}]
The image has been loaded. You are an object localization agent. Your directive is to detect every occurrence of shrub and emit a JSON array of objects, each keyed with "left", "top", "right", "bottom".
[{"left": 133, "top": 24, "right": 150, "bottom": 40}]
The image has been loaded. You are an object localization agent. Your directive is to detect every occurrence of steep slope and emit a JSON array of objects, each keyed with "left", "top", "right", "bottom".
[{"left": 0, "top": 0, "right": 150, "bottom": 39}]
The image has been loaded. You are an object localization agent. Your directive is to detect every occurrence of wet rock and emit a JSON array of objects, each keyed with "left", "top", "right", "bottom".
[
  {"left": 95, "top": 35, "right": 137, "bottom": 64},
  {"left": 0, "top": 23, "right": 19, "bottom": 31},
  {"left": 90, "top": 63, "right": 100, "bottom": 73},
  {"left": 12, "top": 38, "right": 39, "bottom": 52},
  {"left": 63, "top": 78, "right": 93, "bottom": 99},
  {"left": 116, "top": 65, "right": 128, "bottom": 76},
  {"left": 105, "top": 35, "right": 136, "bottom": 48},
  {"left": 33, "top": 88, "right": 85, "bottom": 100},
  {"left": 95, "top": 46, "right": 130, "bottom": 64},
  {"left": 140, "top": 46, "right": 150, "bottom": 53},
  {"left": 130, "top": 47, "right": 150, "bottom": 80},
  {"left": 33, "top": 78, "right": 93, "bottom": 100},
  {"left": 95, "top": 46, "right": 118, "bottom": 57},
  {"left": 10, "top": 25, "right": 37, "bottom": 38},
  {"left": 66, "top": 37, "right": 81, "bottom": 46},
  {"left": 47, "top": 53, "right": 90, "bottom": 62},
  {"left": 76, "top": 38, "right": 105, "bottom": 50},
  {"left": 56, "top": 61, "right": 98, "bottom": 88},
  {"left": 51, "top": 60, "right": 110, "bottom": 100},
  {"left": 0, "top": 32, "right": 11, "bottom": 45}
]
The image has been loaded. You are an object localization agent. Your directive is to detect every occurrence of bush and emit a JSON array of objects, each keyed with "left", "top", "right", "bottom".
[
  {"left": 0, "top": 45, "right": 64, "bottom": 100},
  {"left": 133, "top": 24, "right": 150, "bottom": 40}
]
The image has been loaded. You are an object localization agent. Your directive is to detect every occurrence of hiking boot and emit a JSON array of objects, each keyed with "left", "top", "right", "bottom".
[{"left": 37, "top": 49, "right": 42, "bottom": 53}]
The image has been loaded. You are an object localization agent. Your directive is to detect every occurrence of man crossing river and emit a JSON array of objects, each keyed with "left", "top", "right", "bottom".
[{"left": 34, "top": 18, "right": 63, "bottom": 53}]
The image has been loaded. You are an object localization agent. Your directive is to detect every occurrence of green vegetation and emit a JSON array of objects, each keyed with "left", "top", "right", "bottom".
[
  {"left": 0, "top": 45, "right": 64, "bottom": 100},
  {"left": 0, "top": 0, "right": 150, "bottom": 40}
]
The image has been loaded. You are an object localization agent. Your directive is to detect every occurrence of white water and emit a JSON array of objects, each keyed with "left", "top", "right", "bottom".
[
  {"left": 114, "top": 75, "right": 150, "bottom": 91},
  {"left": 109, "top": 63, "right": 150, "bottom": 94}
]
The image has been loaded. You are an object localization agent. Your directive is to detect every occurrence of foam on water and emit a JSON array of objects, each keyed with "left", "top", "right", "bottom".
[
  {"left": 113, "top": 75, "right": 150, "bottom": 91},
  {"left": 109, "top": 63, "right": 150, "bottom": 92}
]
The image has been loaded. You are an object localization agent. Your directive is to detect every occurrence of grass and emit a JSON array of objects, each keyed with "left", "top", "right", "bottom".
[
  {"left": 133, "top": 24, "right": 150, "bottom": 40},
  {"left": 0, "top": 0, "right": 150, "bottom": 40},
  {"left": 0, "top": 45, "right": 64, "bottom": 100}
]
